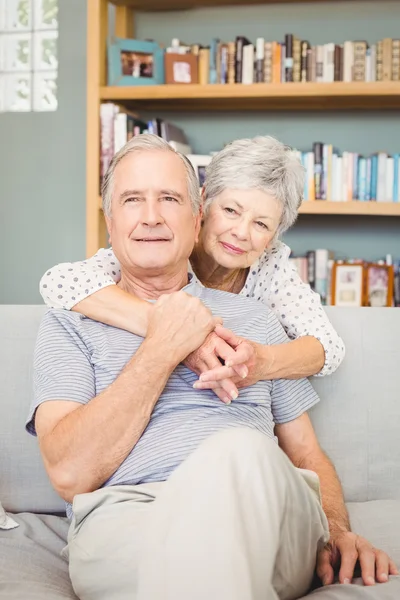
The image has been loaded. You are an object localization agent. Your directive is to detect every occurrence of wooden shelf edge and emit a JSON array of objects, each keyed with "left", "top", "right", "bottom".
[
  {"left": 111, "top": 0, "right": 378, "bottom": 10},
  {"left": 100, "top": 82, "right": 400, "bottom": 110},
  {"left": 299, "top": 201, "right": 400, "bottom": 216},
  {"left": 101, "top": 82, "right": 400, "bottom": 100}
]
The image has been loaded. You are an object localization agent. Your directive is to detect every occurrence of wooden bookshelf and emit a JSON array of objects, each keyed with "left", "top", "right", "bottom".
[
  {"left": 86, "top": 0, "right": 400, "bottom": 255},
  {"left": 101, "top": 82, "right": 400, "bottom": 111},
  {"left": 111, "top": 0, "right": 376, "bottom": 10}
]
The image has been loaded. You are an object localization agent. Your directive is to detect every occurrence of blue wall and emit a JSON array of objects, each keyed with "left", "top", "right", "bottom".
[
  {"left": 0, "top": 0, "right": 87, "bottom": 304},
  {"left": 135, "top": 0, "right": 400, "bottom": 261}
]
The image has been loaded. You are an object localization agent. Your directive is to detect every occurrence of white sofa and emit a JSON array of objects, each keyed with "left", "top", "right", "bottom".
[{"left": 0, "top": 305, "right": 399, "bottom": 599}]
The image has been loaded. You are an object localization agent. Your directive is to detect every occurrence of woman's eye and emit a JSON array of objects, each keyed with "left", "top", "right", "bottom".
[
  {"left": 224, "top": 207, "right": 237, "bottom": 215},
  {"left": 256, "top": 221, "right": 268, "bottom": 230}
]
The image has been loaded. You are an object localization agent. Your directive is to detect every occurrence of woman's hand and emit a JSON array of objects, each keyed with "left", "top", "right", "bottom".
[
  {"left": 192, "top": 325, "right": 273, "bottom": 390},
  {"left": 184, "top": 329, "right": 252, "bottom": 404}
]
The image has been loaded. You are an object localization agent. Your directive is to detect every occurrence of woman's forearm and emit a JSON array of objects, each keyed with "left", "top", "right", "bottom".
[
  {"left": 259, "top": 336, "right": 325, "bottom": 380},
  {"left": 72, "top": 285, "right": 151, "bottom": 337}
]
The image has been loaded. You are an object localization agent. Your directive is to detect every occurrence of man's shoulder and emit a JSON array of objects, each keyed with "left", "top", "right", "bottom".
[
  {"left": 195, "top": 286, "right": 270, "bottom": 322},
  {"left": 39, "top": 308, "right": 85, "bottom": 330},
  {"left": 37, "top": 309, "right": 97, "bottom": 345}
]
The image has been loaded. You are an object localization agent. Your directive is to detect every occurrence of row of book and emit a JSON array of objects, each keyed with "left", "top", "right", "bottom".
[
  {"left": 100, "top": 102, "right": 191, "bottom": 185},
  {"left": 294, "top": 144, "right": 400, "bottom": 203},
  {"left": 290, "top": 250, "right": 400, "bottom": 307},
  {"left": 169, "top": 36, "right": 400, "bottom": 84}
]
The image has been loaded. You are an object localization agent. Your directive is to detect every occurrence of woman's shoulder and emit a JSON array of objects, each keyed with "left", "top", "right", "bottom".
[{"left": 256, "top": 240, "right": 292, "bottom": 272}]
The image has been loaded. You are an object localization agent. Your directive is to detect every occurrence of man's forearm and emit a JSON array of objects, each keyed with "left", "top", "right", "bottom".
[
  {"left": 41, "top": 340, "right": 176, "bottom": 502},
  {"left": 258, "top": 336, "right": 325, "bottom": 380},
  {"left": 299, "top": 449, "right": 350, "bottom": 535}
]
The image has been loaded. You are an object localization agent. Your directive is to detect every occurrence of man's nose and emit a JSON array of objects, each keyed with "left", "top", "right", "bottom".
[{"left": 141, "top": 201, "right": 164, "bottom": 227}]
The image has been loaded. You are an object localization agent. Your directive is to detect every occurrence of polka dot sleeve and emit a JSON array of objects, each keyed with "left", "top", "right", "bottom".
[
  {"left": 251, "top": 242, "right": 345, "bottom": 377},
  {"left": 39, "top": 247, "right": 121, "bottom": 310}
]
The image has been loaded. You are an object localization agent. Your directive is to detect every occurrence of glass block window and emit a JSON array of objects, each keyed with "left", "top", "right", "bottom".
[{"left": 0, "top": 0, "right": 58, "bottom": 112}]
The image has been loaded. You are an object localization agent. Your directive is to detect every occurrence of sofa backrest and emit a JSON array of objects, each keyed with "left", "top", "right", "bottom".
[{"left": 0, "top": 305, "right": 399, "bottom": 514}]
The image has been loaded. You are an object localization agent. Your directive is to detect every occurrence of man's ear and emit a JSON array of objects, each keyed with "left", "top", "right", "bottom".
[
  {"left": 105, "top": 214, "right": 112, "bottom": 246},
  {"left": 194, "top": 207, "right": 202, "bottom": 244}
]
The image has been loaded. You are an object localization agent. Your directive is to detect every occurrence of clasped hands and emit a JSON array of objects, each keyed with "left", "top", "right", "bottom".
[{"left": 185, "top": 324, "right": 268, "bottom": 404}]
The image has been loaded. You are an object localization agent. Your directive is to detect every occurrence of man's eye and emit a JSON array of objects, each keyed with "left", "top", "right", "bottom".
[
  {"left": 125, "top": 197, "right": 139, "bottom": 203},
  {"left": 163, "top": 196, "right": 177, "bottom": 202}
]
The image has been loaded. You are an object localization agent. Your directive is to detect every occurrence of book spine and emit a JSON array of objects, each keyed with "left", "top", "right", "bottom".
[
  {"left": 353, "top": 40, "right": 367, "bottom": 81},
  {"left": 316, "top": 45, "right": 324, "bottom": 82},
  {"left": 242, "top": 44, "right": 254, "bottom": 84},
  {"left": 255, "top": 37, "right": 265, "bottom": 83},
  {"left": 293, "top": 37, "right": 301, "bottom": 82},
  {"left": 313, "top": 142, "right": 323, "bottom": 200},
  {"left": 334, "top": 44, "right": 342, "bottom": 81},
  {"left": 264, "top": 42, "right": 273, "bottom": 83},
  {"left": 392, "top": 39, "right": 400, "bottom": 81},
  {"left": 376, "top": 40, "right": 383, "bottom": 81},
  {"left": 393, "top": 155, "right": 400, "bottom": 202},
  {"left": 227, "top": 42, "right": 235, "bottom": 84},
  {"left": 199, "top": 47, "right": 210, "bottom": 85},
  {"left": 285, "top": 34, "right": 294, "bottom": 82},
  {"left": 343, "top": 41, "right": 354, "bottom": 82},
  {"left": 301, "top": 40, "right": 309, "bottom": 83},
  {"left": 382, "top": 38, "right": 392, "bottom": 81}
]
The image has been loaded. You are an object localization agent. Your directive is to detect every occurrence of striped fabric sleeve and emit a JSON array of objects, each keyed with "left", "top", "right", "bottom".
[
  {"left": 266, "top": 311, "right": 321, "bottom": 424},
  {"left": 26, "top": 310, "right": 96, "bottom": 436}
]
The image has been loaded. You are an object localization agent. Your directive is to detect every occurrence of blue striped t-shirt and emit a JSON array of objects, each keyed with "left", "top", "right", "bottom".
[{"left": 27, "top": 276, "right": 320, "bottom": 517}]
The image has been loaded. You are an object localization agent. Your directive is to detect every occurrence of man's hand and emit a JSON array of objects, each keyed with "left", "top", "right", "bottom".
[
  {"left": 317, "top": 531, "right": 399, "bottom": 587},
  {"left": 147, "top": 291, "right": 222, "bottom": 366},
  {"left": 184, "top": 331, "right": 250, "bottom": 404},
  {"left": 192, "top": 325, "right": 272, "bottom": 390}
]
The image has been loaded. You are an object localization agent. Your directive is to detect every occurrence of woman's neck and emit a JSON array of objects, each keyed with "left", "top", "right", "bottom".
[{"left": 190, "top": 243, "right": 247, "bottom": 294}]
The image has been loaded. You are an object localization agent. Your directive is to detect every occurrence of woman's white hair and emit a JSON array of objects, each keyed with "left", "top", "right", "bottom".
[
  {"left": 101, "top": 133, "right": 201, "bottom": 217},
  {"left": 203, "top": 136, "right": 305, "bottom": 235}
]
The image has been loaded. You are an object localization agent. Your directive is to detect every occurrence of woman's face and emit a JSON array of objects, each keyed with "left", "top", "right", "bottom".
[{"left": 200, "top": 188, "right": 282, "bottom": 269}]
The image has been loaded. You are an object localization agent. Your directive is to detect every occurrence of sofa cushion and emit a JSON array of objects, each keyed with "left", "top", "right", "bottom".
[
  {"left": 0, "top": 512, "right": 77, "bottom": 599},
  {"left": 0, "top": 305, "right": 64, "bottom": 514}
]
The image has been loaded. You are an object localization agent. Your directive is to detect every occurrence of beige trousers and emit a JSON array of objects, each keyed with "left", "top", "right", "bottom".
[{"left": 66, "top": 428, "right": 330, "bottom": 600}]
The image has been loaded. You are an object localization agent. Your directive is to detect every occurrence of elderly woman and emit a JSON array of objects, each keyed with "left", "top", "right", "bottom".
[{"left": 40, "top": 135, "right": 345, "bottom": 401}]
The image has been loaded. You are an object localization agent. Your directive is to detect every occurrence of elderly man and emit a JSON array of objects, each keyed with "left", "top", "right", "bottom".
[{"left": 27, "top": 135, "right": 395, "bottom": 600}]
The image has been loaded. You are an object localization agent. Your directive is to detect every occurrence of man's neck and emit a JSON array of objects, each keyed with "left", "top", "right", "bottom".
[{"left": 118, "top": 267, "right": 190, "bottom": 300}]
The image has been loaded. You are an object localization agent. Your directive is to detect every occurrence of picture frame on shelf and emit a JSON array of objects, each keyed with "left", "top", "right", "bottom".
[
  {"left": 107, "top": 37, "right": 165, "bottom": 86},
  {"left": 186, "top": 154, "right": 212, "bottom": 187},
  {"left": 165, "top": 52, "right": 198, "bottom": 84},
  {"left": 365, "top": 263, "right": 394, "bottom": 307},
  {"left": 331, "top": 262, "right": 364, "bottom": 307}
]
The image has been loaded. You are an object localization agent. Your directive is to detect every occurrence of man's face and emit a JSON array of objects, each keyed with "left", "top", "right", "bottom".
[{"left": 106, "top": 150, "right": 200, "bottom": 274}]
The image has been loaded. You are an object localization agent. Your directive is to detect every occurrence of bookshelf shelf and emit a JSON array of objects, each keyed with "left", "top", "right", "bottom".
[
  {"left": 100, "top": 82, "right": 400, "bottom": 111},
  {"left": 111, "top": 0, "right": 375, "bottom": 10},
  {"left": 298, "top": 201, "right": 400, "bottom": 216}
]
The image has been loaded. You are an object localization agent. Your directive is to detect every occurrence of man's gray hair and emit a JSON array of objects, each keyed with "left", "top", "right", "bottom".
[
  {"left": 203, "top": 136, "right": 305, "bottom": 235},
  {"left": 101, "top": 133, "right": 201, "bottom": 217}
]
